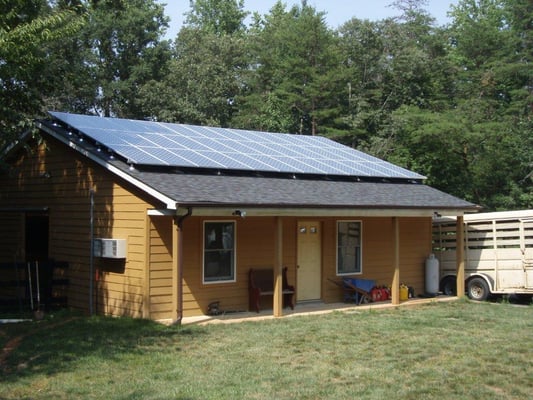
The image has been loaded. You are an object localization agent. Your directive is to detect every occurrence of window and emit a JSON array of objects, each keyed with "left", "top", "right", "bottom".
[
  {"left": 203, "top": 221, "right": 235, "bottom": 283},
  {"left": 337, "top": 221, "right": 362, "bottom": 275}
]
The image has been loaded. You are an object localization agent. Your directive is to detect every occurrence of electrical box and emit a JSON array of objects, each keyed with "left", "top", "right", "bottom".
[{"left": 94, "top": 238, "right": 127, "bottom": 259}]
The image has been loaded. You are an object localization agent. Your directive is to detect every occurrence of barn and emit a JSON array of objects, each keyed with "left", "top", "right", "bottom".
[{"left": 0, "top": 112, "right": 478, "bottom": 322}]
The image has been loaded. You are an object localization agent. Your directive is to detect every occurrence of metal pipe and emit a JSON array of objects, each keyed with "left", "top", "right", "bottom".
[
  {"left": 27, "top": 262, "right": 33, "bottom": 311},
  {"left": 35, "top": 261, "right": 40, "bottom": 310},
  {"left": 89, "top": 189, "right": 95, "bottom": 315}
]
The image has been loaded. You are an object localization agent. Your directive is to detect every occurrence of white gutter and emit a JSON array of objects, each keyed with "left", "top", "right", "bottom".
[
  {"left": 149, "top": 207, "right": 466, "bottom": 218},
  {"left": 37, "top": 122, "right": 177, "bottom": 210}
]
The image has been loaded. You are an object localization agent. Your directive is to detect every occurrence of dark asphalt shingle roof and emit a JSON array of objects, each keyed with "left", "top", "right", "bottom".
[
  {"left": 128, "top": 167, "right": 477, "bottom": 210},
  {"left": 35, "top": 118, "right": 478, "bottom": 212}
]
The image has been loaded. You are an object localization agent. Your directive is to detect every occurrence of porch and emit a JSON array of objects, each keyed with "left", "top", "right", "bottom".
[{"left": 180, "top": 295, "right": 458, "bottom": 325}]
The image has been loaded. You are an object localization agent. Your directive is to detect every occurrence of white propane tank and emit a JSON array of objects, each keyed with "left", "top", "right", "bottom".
[{"left": 425, "top": 253, "right": 439, "bottom": 295}]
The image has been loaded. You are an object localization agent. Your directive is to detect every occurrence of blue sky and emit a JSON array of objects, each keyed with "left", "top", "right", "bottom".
[{"left": 159, "top": 0, "right": 460, "bottom": 39}]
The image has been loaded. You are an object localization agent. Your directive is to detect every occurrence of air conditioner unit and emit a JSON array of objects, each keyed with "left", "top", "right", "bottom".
[{"left": 94, "top": 238, "right": 127, "bottom": 259}]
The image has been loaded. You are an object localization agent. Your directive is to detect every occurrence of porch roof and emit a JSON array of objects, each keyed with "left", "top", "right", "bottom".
[{"left": 130, "top": 167, "right": 477, "bottom": 213}]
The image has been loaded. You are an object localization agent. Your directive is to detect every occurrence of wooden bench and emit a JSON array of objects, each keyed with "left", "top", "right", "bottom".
[{"left": 249, "top": 267, "right": 295, "bottom": 313}]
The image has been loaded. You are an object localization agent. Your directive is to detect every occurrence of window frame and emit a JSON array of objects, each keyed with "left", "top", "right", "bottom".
[
  {"left": 202, "top": 220, "right": 236, "bottom": 284},
  {"left": 336, "top": 220, "right": 363, "bottom": 276}
]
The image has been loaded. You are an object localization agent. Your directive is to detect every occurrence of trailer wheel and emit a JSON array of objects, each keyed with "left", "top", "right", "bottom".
[
  {"left": 441, "top": 276, "right": 456, "bottom": 296},
  {"left": 467, "top": 278, "right": 490, "bottom": 301}
]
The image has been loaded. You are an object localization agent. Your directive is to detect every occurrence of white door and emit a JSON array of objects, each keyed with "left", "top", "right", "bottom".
[{"left": 297, "top": 221, "right": 322, "bottom": 301}]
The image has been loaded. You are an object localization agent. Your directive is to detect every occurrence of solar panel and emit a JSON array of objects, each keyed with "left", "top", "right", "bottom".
[{"left": 49, "top": 111, "right": 425, "bottom": 179}]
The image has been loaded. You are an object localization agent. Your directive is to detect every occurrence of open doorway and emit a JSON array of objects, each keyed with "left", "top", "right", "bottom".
[{"left": 25, "top": 214, "right": 49, "bottom": 262}]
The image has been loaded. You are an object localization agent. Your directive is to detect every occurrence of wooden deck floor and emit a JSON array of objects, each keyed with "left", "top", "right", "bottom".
[{"left": 180, "top": 295, "right": 458, "bottom": 325}]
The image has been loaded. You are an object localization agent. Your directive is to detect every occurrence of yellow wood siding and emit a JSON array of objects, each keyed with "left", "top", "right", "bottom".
[
  {"left": 0, "top": 137, "right": 163, "bottom": 318},
  {"left": 396, "top": 218, "right": 433, "bottom": 292},
  {"left": 176, "top": 217, "right": 299, "bottom": 317},
  {"left": 323, "top": 217, "right": 432, "bottom": 303},
  {"left": 148, "top": 216, "right": 174, "bottom": 321},
  {"left": 151, "top": 217, "right": 431, "bottom": 319}
]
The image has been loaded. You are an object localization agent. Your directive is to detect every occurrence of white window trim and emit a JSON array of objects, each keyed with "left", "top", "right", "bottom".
[
  {"left": 202, "top": 220, "right": 237, "bottom": 284},
  {"left": 336, "top": 220, "right": 363, "bottom": 276}
]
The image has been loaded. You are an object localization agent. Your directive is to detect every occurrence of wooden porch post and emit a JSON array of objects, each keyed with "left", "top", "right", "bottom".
[
  {"left": 142, "top": 213, "right": 151, "bottom": 319},
  {"left": 173, "top": 208, "right": 191, "bottom": 324},
  {"left": 273, "top": 217, "right": 283, "bottom": 317},
  {"left": 456, "top": 216, "right": 465, "bottom": 298},
  {"left": 172, "top": 217, "right": 179, "bottom": 322},
  {"left": 391, "top": 217, "right": 400, "bottom": 305}
]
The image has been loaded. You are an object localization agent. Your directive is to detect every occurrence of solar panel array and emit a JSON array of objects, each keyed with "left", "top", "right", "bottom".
[{"left": 49, "top": 111, "right": 424, "bottom": 179}]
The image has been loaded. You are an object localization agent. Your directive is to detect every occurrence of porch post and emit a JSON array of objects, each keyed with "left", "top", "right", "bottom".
[
  {"left": 273, "top": 217, "right": 283, "bottom": 317},
  {"left": 456, "top": 216, "right": 465, "bottom": 298},
  {"left": 172, "top": 216, "right": 185, "bottom": 324},
  {"left": 391, "top": 217, "right": 400, "bottom": 305},
  {"left": 142, "top": 213, "right": 151, "bottom": 319}
]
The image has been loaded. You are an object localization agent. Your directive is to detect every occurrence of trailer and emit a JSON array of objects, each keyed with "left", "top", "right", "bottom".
[{"left": 432, "top": 210, "right": 533, "bottom": 301}]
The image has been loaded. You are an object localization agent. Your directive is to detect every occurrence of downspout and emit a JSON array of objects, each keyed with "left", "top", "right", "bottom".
[
  {"left": 174, "top": 207, "right": 192, "bottom": 324},
  {"left": 89, "top": 189, "right": 95, "bottom": 316}
]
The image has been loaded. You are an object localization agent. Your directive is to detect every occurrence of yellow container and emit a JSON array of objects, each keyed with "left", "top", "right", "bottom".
[{"left": 400, "top": 285, "right": 409, "bottom": 301}]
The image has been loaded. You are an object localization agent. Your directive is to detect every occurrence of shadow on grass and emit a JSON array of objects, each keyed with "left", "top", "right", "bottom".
[{"left": 0, "top": 310, "right": 205, "bottom": 381}]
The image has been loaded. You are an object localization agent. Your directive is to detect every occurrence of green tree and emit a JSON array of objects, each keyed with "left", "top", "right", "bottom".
[
  {"left": 448, "top": 0, "right": 532, "bottom": 209},
  {"left": 64, "top": 0, "right": 171, "bottom": 117},
  {"left": 185, "top": 0, "right": 248, "bottom": 35},
  {"left": 336, "top": 18, "right": 388, "bottom": 147},
  {"left": 337, "top": 0, "right": 453, "bottom": 154},
  {"left": 386, "top": 0, "right": 533, "bottom": 210},
  {"left": 138, "top": 0, "right": 248, "bottom": 126},
  {"left": 0, "top": 0, "right": 84, "bottom": 148},
  {"left": 235, "top": 1, "right": 341, "bottom": 135}
]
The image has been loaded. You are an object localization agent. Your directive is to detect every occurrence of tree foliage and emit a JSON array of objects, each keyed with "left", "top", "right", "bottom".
[
  {"left": 0, "top": 0, "right": 85, "bottom": 147},
  {"left": 138, "top": 0, "right": 247, "bottom": 126},
  {"left": 234, "top": 1, "right": 341, "bottom": 135},
  {"left": 1, "top": 0, "right": 531, "bottom": 210},
  {"left": 185, "top": 0, "right": 248, "bottom": 35},
  {"left": 63, "top": 0, "right": 171, "bottom": 117}
]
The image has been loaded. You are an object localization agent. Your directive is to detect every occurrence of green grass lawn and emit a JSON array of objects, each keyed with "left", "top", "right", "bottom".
[{"left": 1, "top": 299, "right": 532, "bottom": 399}]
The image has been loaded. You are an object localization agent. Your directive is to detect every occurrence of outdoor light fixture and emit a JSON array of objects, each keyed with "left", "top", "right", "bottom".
[{"left": 232, "top": 210, "right": 246, "bottom": 218}]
